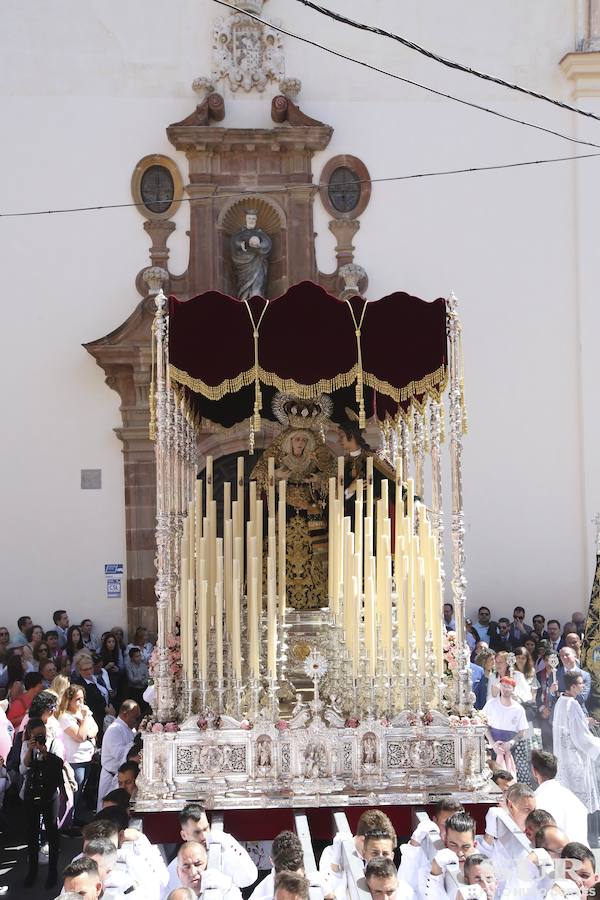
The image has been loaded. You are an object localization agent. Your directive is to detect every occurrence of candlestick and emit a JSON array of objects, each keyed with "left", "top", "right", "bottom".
[
  {"left": 256, "top": 498, "right": 263, "bottom": 608},
  {"left": 195, "top": 478, "right": 203, "bottom": 541},
  {"left": 198, "top": 578, "right": 208, "bottom": 681},
  {"left": 224, "top": 519, "right": 233, "bottom": 636},
  {"left": 187, "top": 577, "right": 195, "bottom": 681}
]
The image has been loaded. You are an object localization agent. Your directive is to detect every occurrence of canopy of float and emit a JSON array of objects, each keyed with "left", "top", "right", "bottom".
[{"left": 167, "top": 280, "right": 448, "bottom": 428}]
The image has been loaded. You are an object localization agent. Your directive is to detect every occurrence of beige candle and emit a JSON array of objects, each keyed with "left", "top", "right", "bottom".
[
  {"left": 256, "top": 498, "right": 263, "bottom": 608},
  {"left": 406, "top": 477, "right": 415, "bottom": 530},
  {"left": 187, "top": 578, "right": 195, "bottom": 680},
  {"left": 236, "top": 457, "right": 244, "bottom": 583},
  {"left": 188, "top": 500, "right": 195, "bottom": 573},
  {"left": 267, "top": 555, "right": 277, "bottom": 679},
  {"left": 278, "top": 480, "right": 286, "bottom": 616},
  {"left": 337, "top": 455, "right": 344, "bottom": 496},
  {"left": 231, "top": 566, "right": 242, "bottom": 681},
  {"left": 224, "top": 519, "right": 233, "bottom": 635},
  {"left": 342, "top": 523, "right": 353, "bottom": 628},
  {"left": 195, "top": 479, "right": 203, "bottom": 542},
  {"left": 248, "top": 540, "right": 259, "bottom": 676},
  {"left": 268, "top": 456, "right": 275, "bottom": 518},
  {"left": 223, "top": 481, "right": 231, "bottom": 524},
  {"left": 197, "top": 578, "right": 208, "bottom": 681},
  {"left": 366, "top": 567, "right": 376, "bottom": 676},
  {"left": 354, "top": 479, "right": 363, "bottom": 592},
  {"left": 328, "top": 477, "right": 336, "bottom": 605},
  {"left": 206, "top": 456, "right": 213, "bottom": 507},
  {"left": 351, "top": 574, "right": 360, "bottom": 676},
  {"left": 215, "top": 580, "right": 224, "bottom": 683},
  {"left": 209, "top": 500, "right": 217, "bottom": 619},
  {"left": 366, "top": 455, "right": 374, "bottom": 525}
]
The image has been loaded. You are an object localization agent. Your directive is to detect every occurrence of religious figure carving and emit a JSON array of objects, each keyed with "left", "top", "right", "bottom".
[
  {"left": 230, "top": 210, "right": 272, "bottom": 300},
  {"left": 362, "top": 733, "right": 377, "bottom": 766},
  {"left": 251, "top": 393, "right": 336, "bottom": 609},
  {"left": 256, "top": 736, "right": 272, "bottom": 769}
]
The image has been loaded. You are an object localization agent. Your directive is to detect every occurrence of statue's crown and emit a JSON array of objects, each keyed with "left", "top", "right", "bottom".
[{"left": 272, "top": 392, "right": 333, "bottom": 430}]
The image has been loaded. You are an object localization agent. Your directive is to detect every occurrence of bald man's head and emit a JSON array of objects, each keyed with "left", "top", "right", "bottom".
[{"left": 177, "top": 841, "right": 208, "bottom": 895}]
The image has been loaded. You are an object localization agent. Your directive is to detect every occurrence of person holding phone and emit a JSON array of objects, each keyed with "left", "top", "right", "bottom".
[{"left": 20, "top": 717, "right": 64, "bottom": 889}]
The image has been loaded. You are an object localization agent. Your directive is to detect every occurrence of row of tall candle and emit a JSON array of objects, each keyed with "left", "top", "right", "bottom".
[
  {"left": 329, "top": 456, "right": 444, "bottom": 678},
  {"left": 178, "top": 456, "right": 286, "bottom": 686}
]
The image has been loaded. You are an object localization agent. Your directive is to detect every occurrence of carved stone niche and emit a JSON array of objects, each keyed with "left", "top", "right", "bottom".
[{"left": 157, "top": 97, "right": 333, "bottom": 299}]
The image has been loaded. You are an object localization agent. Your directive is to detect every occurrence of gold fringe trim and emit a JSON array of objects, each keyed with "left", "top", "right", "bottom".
[{"left": 168, "top": 362, "right": 448, "bottom": 406}]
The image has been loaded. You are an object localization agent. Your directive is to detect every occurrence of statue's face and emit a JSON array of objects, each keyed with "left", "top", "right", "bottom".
[
  {"left": 246, "top": 214, "right": 257, "bottom": 229},
  {"left": 291, "top": 433, "right": 308, "bottom": 456}
]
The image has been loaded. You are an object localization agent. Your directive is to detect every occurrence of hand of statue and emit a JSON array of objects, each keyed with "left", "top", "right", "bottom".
[
  {"left": 249, "top": 235, "right": 261, "bottom": 248},
  {"left": 240, "top": 241, "right": 247, "bottom": 252}
]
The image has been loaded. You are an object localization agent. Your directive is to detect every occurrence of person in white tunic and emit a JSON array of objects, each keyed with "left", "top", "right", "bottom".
[
  {"left": 173, "top": 841, "right": 241, "bottom": 900},
  {"left": 97, "top": 700, "right": 139, "bottom": 811},
  {"left": 530, "top": 749, "right": 589, "bottom": 845},
  {"left": 249, "top": 832, "right": 328, "bottom": 900},
  {"left": 163, "top": 803, "right": 257, "bottom": 897},
  {"left": 552, "top": 670, "right": 600, "bottom": 813},
  {"left": 365, "top": 857, "right": 414, "bottom": 899},
  {"left": 320, "top": 807, "right": 397, "bottom": 899}
]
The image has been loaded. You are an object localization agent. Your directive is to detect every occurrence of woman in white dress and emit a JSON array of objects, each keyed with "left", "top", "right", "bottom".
[
  {"left": 487, "top": 651, "right": 529, "bottom": 701},
  {"left": 56, "top": 685, "right": 97, "bottom": 823},
  {"left": 553, "top": 669, "right": 600, "bottom": 813}
]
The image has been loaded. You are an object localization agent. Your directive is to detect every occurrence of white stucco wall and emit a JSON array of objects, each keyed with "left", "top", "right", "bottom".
[{"left": 1, "top": 0, "right": 597, "bottom": 636}]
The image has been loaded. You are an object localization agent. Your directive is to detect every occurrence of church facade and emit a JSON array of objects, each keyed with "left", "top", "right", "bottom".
[{"left": 3, "top": 0, "right": 600, "bottom": 635}]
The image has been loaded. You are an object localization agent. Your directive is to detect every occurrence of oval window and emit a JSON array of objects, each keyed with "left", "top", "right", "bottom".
[
  {"left": 327, "top": 166, "right": 361, "bottom": 213},
  {"left": 140, "top": 165, "right": 175, "bottom": 214}
]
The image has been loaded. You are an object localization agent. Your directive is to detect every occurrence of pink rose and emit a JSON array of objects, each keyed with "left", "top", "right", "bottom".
[
  {"left": 151, "top": 722, "right": 164, "bottom": 733},
  {"left": 240, "top": 719, "right": 253, "bottom": 731},
  {"left": 164, "top": 722, "right": 180, "bottom": 733},
  {"left": 275, "top": 720, "right": 289, "bottom": 732},
  {"left": 344, "top": 717, "right": 359, "bottom": 728}
]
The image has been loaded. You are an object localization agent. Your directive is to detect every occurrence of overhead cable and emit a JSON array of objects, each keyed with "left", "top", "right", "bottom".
[
  {"left": 212, "top": 1, "right": 600, "bottom": 151},
  {"left": 2, "top": 151, "right": 599, "bottom": 218},
  {"left": 294, "top": 0, "right": 600, "bottom": 124}
]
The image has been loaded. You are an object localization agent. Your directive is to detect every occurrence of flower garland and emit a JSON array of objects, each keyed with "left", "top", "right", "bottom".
[{"left": 148, "top": 628, "right": 182, "bottom": 681}]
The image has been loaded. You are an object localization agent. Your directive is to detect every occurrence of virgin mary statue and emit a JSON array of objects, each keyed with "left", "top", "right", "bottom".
[{"left": 250, "top": 393, "right": 336, "bottom": 610}]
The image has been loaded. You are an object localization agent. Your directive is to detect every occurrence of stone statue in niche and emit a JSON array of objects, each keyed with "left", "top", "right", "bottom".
[{"left": 230, "top": 210, "right": 272, "bottom": 300}]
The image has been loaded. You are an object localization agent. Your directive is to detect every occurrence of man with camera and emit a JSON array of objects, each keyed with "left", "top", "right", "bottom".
[{"left": 20, "top": 717, "right": 64, "bottom": 889}]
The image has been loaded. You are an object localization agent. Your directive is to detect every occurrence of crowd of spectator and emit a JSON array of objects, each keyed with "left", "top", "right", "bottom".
[{"left": 1, "top": 602, "right": 599, "bottom": 898}]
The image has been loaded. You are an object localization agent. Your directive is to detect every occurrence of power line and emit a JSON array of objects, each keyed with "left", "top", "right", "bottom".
[
  {"left": 2, "top": 151, "right": 599, "bottom": 219},
  {"left": 212, "top": 0, "right": 600, "bottom": 151},
  {"left": 294, "top": 0, "right": 600, "bottom": 124}
]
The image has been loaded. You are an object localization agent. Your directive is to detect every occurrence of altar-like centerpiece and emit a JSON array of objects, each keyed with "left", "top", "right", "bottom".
[{"left": 137, "top": 281, "right": 489, "bottom": 810}]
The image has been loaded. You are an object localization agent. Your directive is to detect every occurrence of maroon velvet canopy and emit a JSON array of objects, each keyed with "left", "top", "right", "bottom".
[{"left": 168, "top": 281, "right": 448, "bottom": 428}]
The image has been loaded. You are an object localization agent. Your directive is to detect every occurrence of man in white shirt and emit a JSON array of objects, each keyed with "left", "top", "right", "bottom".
[
  {"left": 95, "top": 805, "right": 169, "bottom": 900},
  {"left": 399, "top": 800, "right": 465, "bottom": 894},
  {"left": 365, "top": 856, "right": 414, "bottom": 899},
  {"left": 98, "top": 700, "right": 139, "bottom": 810},
  {"left": 172, "top": 841, "right": 241, "bottom": 900},
  {"left": 320, "top": 808, "right": 397, "bottom": 899},
  {"left": 163, "top": 803, "right": 257, "bottom": 896},
  {"left": 62, "top": 857, "right": 103, "bottom": 899},
  {"left": 85, "top": 835, "right": 138, "bottom": 899},
  {"left": 531, "top": 749, "right": 588, "bottom": 845},
  {"left": 423, "top": 812, "right": 481, "bottom": 899}
]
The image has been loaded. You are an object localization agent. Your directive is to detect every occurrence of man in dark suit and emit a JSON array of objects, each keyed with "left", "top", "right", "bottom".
[
  {"left": 555, "top": 646, "right": 591, "bottom": 710},
  {"left": 508, "top": 606, "right": 532, "bottom": 645},
  {"left": 532, "top": 614, "right": 549, "bottom": 641},
  {"left": 546, "top": 619, "right": 563, "bottom": 654},
  {"left": 490, "top": 617, "right": 516, "bottom": 651},
  {"left": 72, "top": 654, "right": 111, "bottom": 737}
]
